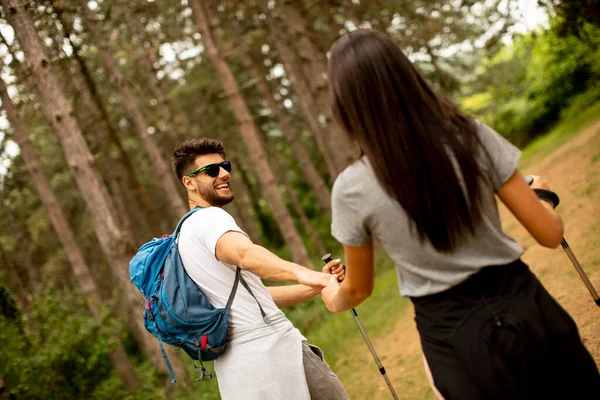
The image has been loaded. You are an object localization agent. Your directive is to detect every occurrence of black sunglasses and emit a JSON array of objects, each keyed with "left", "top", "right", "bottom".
[{"left": 187, "top": 161, "right": 232, "bottom": 178}]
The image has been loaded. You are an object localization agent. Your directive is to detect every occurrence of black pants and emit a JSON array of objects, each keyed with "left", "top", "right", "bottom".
[{"left": 410, "top": 259, "right": 600, "bottom": 400}]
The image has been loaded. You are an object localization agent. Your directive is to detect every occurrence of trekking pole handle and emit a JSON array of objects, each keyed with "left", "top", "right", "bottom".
[
  {"left": 523, "top": 175, "right": 560, "bottom": 208},
  {"left": 322, "top": 253, "right": 344, "bottom": 283},
  {"left": 321, "top": 253, "right": 334, "bottom": 264}
]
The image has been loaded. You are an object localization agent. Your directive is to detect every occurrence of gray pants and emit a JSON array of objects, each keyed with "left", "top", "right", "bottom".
[{"left": 302, "top": 342, "right": 349, "bottom": 400}]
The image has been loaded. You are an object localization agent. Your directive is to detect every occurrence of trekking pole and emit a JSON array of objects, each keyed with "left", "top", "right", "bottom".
[
  {"left": 524, "top": 175, "right": 600, "bottom": 307},
  {"left": 322, "top": 253, "right": 399, "bottom": 400}
]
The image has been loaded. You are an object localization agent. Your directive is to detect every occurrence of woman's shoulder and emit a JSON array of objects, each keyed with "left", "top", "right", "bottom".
[
  {"left": 332, "top": 156, "right": 376, "bottom": 201},
  {"left": 342, "top": 155, "right": 372, "bottom": 177}
]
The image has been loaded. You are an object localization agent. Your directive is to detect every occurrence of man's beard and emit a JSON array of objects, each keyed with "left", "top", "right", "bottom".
[{"left": 197, "top": 183, "right": 234, "bottom": 206}]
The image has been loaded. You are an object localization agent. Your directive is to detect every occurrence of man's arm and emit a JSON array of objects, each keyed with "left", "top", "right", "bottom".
[
  {"left": 215, "top": 230, "right": 334, "bottom": 289},
  {"left": 267, "top": 285, "right": 320, "bottom": 308}
]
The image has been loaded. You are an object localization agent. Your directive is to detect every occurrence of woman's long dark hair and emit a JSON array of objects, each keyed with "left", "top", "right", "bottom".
[{"left": 329, "top": 29, "right": 485, "bottom": 253}]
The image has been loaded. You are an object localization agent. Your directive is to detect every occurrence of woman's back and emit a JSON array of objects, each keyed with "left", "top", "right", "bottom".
[
  {"left": 331, "top": 122, "right": 523, "bottom": 297},
  {"left": 323, "top": 29, "right": 599, "bottom": 399}
]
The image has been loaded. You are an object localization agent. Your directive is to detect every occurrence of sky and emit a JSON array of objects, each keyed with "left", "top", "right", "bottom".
[{"left": 0, "top": 0, "right": 549, "bottom": 176}]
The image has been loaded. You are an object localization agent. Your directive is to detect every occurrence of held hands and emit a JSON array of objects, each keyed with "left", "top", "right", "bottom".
[
  {"left": 323, "top": 258, "right": 345, "bottom": 282},
  {"left": 294, "top": 259, "right": 345, "bottom": 290},
  {"left": 321, "top": 258, "right": 344, "bottom": 313},
  {"left": 295, "top": 267, "right": 331, "bottom": 290}
]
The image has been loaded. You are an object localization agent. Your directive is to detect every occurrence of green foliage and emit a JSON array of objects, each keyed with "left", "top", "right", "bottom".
[
  {"left": 301, "top": 259, "right": 409, "bottom": 369},
  {"left": 520, "top": 98, "right": 600, "bottom": 168},
  {"left": 539, "top": 1, "right": 600, "bottom": 41},
  {"left": 461, "top": 20, "right": 600, "bottom": 146},
  {"left": 0, "top": 287, "right": 124, "bottom": 399}
]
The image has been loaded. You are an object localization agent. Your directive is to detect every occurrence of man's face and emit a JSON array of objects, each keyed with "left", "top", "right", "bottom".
[{"left": 185, "top": 154, "right": 233, "bottom": 206}]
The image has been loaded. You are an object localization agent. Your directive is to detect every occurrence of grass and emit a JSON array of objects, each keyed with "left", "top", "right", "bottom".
[
  {"left": 519, "top": 100, "right": 600, "bottom": 168},
  {"left": 301, "top": 266, "right": 409, "bottom": 360}
]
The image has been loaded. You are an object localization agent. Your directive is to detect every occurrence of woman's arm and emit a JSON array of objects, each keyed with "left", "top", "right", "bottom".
[
  {"left": 321, "top": 238, "right": 375, "bottom": 313},
  {"left": 496, "top": 169, "right": 563, "bottom": 248}
]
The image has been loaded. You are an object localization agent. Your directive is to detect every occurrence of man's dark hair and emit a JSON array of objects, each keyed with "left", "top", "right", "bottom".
[
  {"left": 172, "top": 138, "right": 226, "bottom": 182},
  {"left": 329, "top": 29, "right": 487, "bottom": 253}
]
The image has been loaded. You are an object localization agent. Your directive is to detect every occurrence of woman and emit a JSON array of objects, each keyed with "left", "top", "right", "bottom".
[{"left": 321, "top": 29, "right": 599, "bottom": 399}]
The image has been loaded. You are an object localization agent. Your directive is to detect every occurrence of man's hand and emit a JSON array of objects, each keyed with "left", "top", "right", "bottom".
[
  {"left": 323, "top": 259, "right": 345, "bottom": 282},
  {"left": 294, "top": 267, "right": 331, "bottom": 290}
]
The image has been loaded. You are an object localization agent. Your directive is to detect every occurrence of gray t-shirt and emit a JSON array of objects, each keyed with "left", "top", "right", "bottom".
[{"left": 331, "top": 122, "right": 524, "bottom": 297}]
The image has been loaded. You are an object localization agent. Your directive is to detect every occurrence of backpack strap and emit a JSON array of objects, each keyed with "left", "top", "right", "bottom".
[
  {"left": 226, "top": 267, "right": 271, "bottom": 325},
  {"left": 225, "top": 267, "right": 242, "bottom": 309},
  {"left": 238, "top": 270, "right": 271, "bottom": 324},
  {"left": 173, "top": 206, "right": 203, "bottom": 237}
]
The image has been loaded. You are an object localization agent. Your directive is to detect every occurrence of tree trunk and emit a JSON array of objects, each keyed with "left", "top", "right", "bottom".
[
  {"left": 236, "top": 47, "right": 332, "bottom": 213},
  {"left": 122, "top": 12, "right": 192, "bottom": 142},
  {"left": 277, "top": 1, "right": 357, "bottom": 174},
  {"left": 285, "top": 180, "right": 327, "bottom": 258},
  {"left": 283, "top": 1, "right": 329, "bottom": 104},
  {"left": 189, "top": 0, "right": 311, "bottom": 267},
  {"left": 4, "top": 0, "right": 190, "bottom": 384},
  {"left": 264, "top": 143, "right": 327, "bottom": 258},
  {"left": 259, "top": 0, "right": 346, "bottom": 179},
  {"left": 143, "top": 43, "right": 195, "bottom": 136},
  {"left": 230, "top": 154, "right": 274, "bottom": 246},
  {"left": 44, "top": 16, "right": 138, "bottom": 243},
  {"left": 78, "top": 1, "right": 188, "bottom": 219},
  {"left": 52, "top": 3, "right": 162, "bottom": 237},
  {"left": 0, "top": 71, "right": 140, "bottom": 388}
]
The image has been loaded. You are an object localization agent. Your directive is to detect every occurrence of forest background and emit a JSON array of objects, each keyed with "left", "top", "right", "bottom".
[{"left": 0, "top": 0, "right": 599, "bottom": 399}]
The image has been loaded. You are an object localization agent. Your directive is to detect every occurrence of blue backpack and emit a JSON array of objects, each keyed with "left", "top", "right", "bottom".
[{"left": 129, "top": 208, "right": 269, "bottom": 383}]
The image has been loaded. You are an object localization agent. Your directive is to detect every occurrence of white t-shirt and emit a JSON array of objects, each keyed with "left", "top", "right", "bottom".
[{"left": 178, "top": 207, "right": 280, "bottom": 331}]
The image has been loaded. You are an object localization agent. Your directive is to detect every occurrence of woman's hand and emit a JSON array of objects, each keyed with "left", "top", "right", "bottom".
[
  {"left": 529, "top": 175, "right": 552, "bottom": 191},
  {"left": 323, "top": 258, "right": 345, "bottom": 282}
]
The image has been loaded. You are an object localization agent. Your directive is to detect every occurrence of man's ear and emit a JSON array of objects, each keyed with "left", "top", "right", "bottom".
[{"left": 182, "top": 175, "right": 195, "bottom": 191}]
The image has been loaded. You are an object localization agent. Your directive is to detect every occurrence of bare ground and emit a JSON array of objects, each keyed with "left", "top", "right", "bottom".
[{"left": 339, "top": 122, "right": 600, "bottom": 399}]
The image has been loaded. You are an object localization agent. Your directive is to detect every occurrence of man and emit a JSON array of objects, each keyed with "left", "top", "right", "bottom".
[{"left": 172, "top": 138, "right": 349, "bottom": 400}]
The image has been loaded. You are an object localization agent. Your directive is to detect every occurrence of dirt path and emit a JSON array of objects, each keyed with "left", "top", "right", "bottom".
[{"left": 341, "top": 122, "right": 600, "bottom": 399}]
